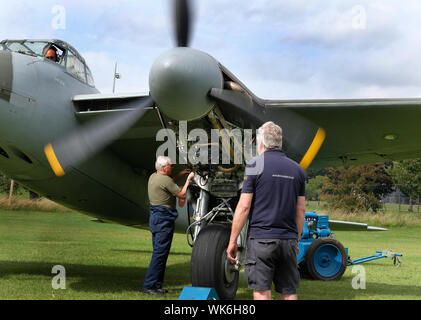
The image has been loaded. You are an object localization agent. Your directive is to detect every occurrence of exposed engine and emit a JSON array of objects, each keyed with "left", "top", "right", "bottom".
[{"left": 163, "top": 103, "right": 254, "bottom": 247}]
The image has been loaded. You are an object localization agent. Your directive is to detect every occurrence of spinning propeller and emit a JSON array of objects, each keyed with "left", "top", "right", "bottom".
[
  {"left": 45, "top": 0, "right": 323, "bottom": 177},
  {"left": 45, "top": 0, "right": 218, "bottom": 176}
]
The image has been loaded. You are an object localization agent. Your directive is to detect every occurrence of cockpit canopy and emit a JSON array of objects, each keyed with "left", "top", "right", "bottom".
[{"left": 0, "top": 39, "right": 95, "bottom": 87}]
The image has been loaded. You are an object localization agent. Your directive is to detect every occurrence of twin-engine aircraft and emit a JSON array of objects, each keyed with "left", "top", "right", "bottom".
[{"left": 1, "top": 1, "right": 420, "bottom": 299}]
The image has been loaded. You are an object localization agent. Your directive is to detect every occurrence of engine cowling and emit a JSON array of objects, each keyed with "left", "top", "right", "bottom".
[{"left": 149, "top": 47, "right": 223, "bottom": 121}]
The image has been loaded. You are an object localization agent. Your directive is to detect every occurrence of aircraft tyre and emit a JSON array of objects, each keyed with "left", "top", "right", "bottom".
[
  {"left": 191, "top": 224, "right": 239, "bottom": 300},
  {"left": 305, "top": 238, "right": 347, "bottom": 281}
]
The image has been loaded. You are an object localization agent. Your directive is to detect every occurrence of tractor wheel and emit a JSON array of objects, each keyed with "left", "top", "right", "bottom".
[
  {"left": 191, "top": 224, "right": 239, "bottom": 300},
  {"left": 305, "top": 238, "right": 347, "bottom": 281}
]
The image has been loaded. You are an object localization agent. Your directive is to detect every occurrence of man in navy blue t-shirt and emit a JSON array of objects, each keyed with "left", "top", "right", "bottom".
[{"left": 227, "top": 121, "right": 306, "bottom": 300}]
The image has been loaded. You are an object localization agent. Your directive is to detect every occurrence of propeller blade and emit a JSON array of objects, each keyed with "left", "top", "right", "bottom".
[
  {"left": 209, "top": 88, "right": 326, "bottom": 169},
  {"left": 44, "top": 96, "right": 154, "bottom": 176},
  {"left": 174, "top": 0, "right": 192, "bottom": 47},
  {"left": 209, "top": 88, "right": 266, "bottom": 129}
]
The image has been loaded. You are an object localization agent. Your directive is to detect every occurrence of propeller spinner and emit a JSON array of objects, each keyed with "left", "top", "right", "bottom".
[{"left": 149, "top": 47, "right": 223, "bottom": 121}]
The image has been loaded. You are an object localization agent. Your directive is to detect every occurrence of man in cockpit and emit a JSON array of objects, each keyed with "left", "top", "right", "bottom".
[{"left": 43, "top": 46, "right": 58, "bottom": 62}]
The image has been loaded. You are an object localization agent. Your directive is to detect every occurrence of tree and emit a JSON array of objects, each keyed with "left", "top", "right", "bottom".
[
  {"left": 386, "top": 159, "right": 421, "bottom": 212},
  {"left": 322, "top": 163, "right": 394, "bottom": 213},
  {"left": 306, "top": 175, "right": 329, "bottom": 201},
  {"left": 306, "top": 167, "right": 327, "bottom": 180}
]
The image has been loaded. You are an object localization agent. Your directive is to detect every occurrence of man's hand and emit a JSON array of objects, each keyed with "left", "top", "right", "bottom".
[
  {"left": 187, "top": 171, "right": 195, "bottom": 181},
  {"left": 176, "top": 171, "right": 195, "bottom": 199},
  {"left": 227, "top": 241, "right": 238, "bottom": 264}
]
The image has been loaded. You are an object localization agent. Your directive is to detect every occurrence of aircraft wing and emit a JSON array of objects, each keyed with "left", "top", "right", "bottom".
[
  {"left": 263, "top": 98, "right": 421, "bottom": 169},
  {"left": 329, "top": 220, "right": 388, "bottom": 231},
  {"left": 71, "top": 93, "right": 421, "bottom": 171},
  {"left": 72, "top": 93, "right": 164, "bottom": 170}
]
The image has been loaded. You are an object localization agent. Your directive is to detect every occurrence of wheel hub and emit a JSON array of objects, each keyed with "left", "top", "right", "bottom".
[{"left": 314, "top": 244, "right": 342, "bottom": 277}]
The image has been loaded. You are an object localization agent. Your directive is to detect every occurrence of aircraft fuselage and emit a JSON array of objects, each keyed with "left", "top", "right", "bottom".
[{"left": 0, "top": 51, "right": 189, "bottom": 230}]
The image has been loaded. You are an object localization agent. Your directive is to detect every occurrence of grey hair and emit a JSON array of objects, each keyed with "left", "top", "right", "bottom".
[
  {"left": 155, "top": 156, "right": 172, "bottom": 171},
  {"left": 257, "top": 121, "right": 283, "bottom": 149}
]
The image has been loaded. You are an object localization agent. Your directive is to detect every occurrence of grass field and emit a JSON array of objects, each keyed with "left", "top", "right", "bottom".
[{"left": 0, "top": 208, "right": 420, "bottom": 300}]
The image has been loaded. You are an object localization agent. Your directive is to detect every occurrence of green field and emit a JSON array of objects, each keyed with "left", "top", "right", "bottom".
[{"left": 0, "top": 209, "right": 420, "bottom": 300}]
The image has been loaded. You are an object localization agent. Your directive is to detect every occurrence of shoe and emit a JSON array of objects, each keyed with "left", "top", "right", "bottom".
[{"left": 142, "top": 288, "right": 166, "bottom": 295}]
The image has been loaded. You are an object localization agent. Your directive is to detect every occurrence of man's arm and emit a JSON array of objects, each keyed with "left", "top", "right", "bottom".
[
  {"left": 173, "top": 169, "right": 191, "bottom": 183},
  {"left": 296, "top": 196, "right": 306, "bottom": 242},
  {"left": 175, "top": 172, "right": 195, "bottom": 199},
  {"left": 227, "top": 193, "right": 253, "bottom": 263}
]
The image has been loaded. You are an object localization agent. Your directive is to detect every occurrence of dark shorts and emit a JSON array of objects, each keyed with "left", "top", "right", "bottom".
[{"left": 244, "top": 238, "right": 300, "bottom": 295}]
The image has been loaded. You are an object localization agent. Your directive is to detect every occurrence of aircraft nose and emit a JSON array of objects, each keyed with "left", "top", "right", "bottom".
[
  {"left": 0, "top": 50, "right": 13, "bottom": 102},
  {"left": 149, "top": 47, "right": 223, "bottom": 121}
]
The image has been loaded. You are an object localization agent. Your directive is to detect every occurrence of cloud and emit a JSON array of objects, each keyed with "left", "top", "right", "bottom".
[
  {"left": 82, "top": 51, "right": 150, "bottom": 94},
  {"left": 2, "top": 1, "right": 421, "bottom": 100},
  {"left": 209, "top": 0, "right": 421, "bottom": 99}
]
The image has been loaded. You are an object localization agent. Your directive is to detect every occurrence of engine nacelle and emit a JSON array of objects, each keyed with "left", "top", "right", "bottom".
[{"left": 149, "top": 47, "right": 223, "bottom": 121}]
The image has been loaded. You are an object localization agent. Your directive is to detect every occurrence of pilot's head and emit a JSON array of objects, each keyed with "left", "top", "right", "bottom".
[{"left": 44, "top": 48, "right": 58, "bottom": 62}]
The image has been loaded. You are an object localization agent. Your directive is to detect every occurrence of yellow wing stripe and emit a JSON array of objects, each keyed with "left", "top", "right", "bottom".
[
  {"left": 299, "top": 128, "right": 326, "bottom": 170},
  {"left": 44, "top": 143, "right": 66, "bottom": 177}
]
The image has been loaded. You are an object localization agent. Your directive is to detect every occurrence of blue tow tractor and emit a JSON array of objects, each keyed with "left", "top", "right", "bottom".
[{"left": 299, "top": 212, "right": 402, "bottom": 280}]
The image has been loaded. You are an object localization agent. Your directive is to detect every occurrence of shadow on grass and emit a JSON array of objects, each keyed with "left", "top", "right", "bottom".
[{"left": 0, "top": 260, "right": 192, "bottom": 295}]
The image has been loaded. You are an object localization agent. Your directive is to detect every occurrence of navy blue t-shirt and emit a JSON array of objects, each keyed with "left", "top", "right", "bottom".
[{"left": 241, "top": 149, "right": 306, "bottom": 239}]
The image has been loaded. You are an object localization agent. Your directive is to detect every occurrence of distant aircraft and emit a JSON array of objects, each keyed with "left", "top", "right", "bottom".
[{"left": 0, "top": 0, "right": 420, "bottom": 299}]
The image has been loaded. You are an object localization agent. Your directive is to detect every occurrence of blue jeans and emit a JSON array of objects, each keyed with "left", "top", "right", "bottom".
[{"left": 143, "top": 205, "right": 178, "bottom": 290}]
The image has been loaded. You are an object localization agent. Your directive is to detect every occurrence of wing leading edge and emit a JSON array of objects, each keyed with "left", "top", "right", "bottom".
[{"left": 72, "top": 92, "right": 164, "bottom": 170}]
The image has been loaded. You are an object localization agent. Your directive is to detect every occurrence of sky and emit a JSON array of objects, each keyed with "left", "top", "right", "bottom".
[{"left": 2, "top": 0, "right": 421, "bottom": 100}]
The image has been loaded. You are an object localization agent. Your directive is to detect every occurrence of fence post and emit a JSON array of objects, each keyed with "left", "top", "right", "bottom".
[{"left": 8, "top": 179, "right": 14, "bottom": 206}]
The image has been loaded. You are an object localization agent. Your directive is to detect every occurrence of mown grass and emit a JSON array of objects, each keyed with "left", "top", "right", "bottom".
[
  {"left": 0, "top": 208, "right": 420, "bottom": 300},
  {"left": 306, "top": 201, "right": 421, "bottom": 228}
]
